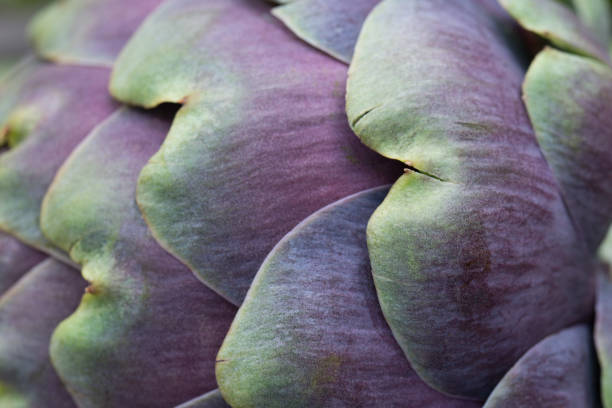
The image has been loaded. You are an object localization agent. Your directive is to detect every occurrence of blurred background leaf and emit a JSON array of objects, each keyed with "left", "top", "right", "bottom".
[{"left": 0, "top": 0, "right": 52, "bottom": 78}]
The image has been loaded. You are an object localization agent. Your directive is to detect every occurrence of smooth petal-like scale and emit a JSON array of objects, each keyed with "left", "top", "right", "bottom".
[
  {"left": 30, "top": 0, "right": 165, "bottom": 66},
  {"left": 347, "top": 0, "right": 536, "bottom": 177},
  {"left": 483, "top": 325, "right": 597, "bottom": 408},
  {"left": 270, "top": 0, "right": 524, "bottom": 67},
  {"left": 217, "top": 187, "right": 480, "bottom": 408},
  {"left": 367, "top": 173, "right": 593, "bottom": 399},
  {"left": 111, "top": 0, "right": 401, "bottom": 305},
  {"left": 40, "top": 108, "right": 237, "bottom": 408},
  {"left": 272, "top": 0, "right": 380, "bottom": 63},
  {"left": 0, "top": 59, "right": 116, "bottom": 259},
  {"left": 572, "top": 0, "right": 612, "bottom": 46},
  {"left": 596, "top": 268, "right": 612, "bottom": 408},
  {"left": 176, "top": 389, "right": 231, "bottom": 408},
  {"left": 499, "top": 0, "right": 611, "bottom": 63},
  {"left": 347, "top": 0, "right": 595, "bottom": 399},
  {"left": 0, "top": 259, "right": 85, "bottom": 408},
  {"left": 0, "top": 231, "right": 45, "bottom": 294},
  {"left": 523, "top": 48, "right": 612, "bottom": 251}
]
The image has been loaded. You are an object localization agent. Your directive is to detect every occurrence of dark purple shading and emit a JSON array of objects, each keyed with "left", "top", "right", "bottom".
[
  {"left": 42, "top": 107, "right": 237, "bottom": 408},
  {"left": 0, "top": 230, "right": 46, "bottom": 294},
  {"left": 523, "top": 48, "right": 612, "bottom": 252},
  {"left": 347, "top": 0, "right": 597, "bottom": 399},
  {"left": 0, "top": 259, "right": 85, "bottom": 408},
  {"left": 483, "top": 325, "right": 597, "bottom": 408},
  {"left": 0, "top": 59, "right": 116, "bottom": 256},
  {"left": 272, "top": 0, "right": 381, "bottom": 63},
  {"left": 111, "top": 0, "right": 403, "bottom": 305},
  {"left": 217, "top": 187, "right": 481, "bottom": 408}
]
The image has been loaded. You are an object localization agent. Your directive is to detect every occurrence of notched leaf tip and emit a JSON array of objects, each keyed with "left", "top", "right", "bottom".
[{"left": 403, "top": 160, "right": 450, "bottom": 183}]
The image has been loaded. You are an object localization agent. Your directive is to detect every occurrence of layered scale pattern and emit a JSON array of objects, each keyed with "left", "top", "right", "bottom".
[{"left": 0, "top": 0, "right": 611, "bottom": 407}]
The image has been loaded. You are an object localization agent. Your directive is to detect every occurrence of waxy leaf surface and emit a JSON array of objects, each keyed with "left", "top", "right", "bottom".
[
  {"left": 111, "top": 0, "right": 401, "bottom": 305},
  {"left": 272, "top": 0, "right": 380, "bottom": 63},
  {"left": 30, "top": 0, "right": 165, "bottom": 66},
  {"left": 572, "top": 0, "right": 612, "bottom": 46},
  {"left": 0, "top": 59, "right": 116, "bottom": 259},
  {"left": 41, "top": 108, "right": 236, "bottom": 408},
  {"left": 0, "top": 231, "right": 45, "bottom": 294},
  {"left": 347, "top": 0, "right": 595, "bottom": 399},
  {"left": 523, "top": 48, "right": 612, "bottom": 251},
  {"left": 217, "top": 187, "right": 480, "bottom": 408},
  {"left": 483, "top": 325, "right": 597, "bottom": 408},
  {"left": 0, "top": 259, "right": 85, "bottom": 408},
  {"left": 499, "top": 0, "right": 611, "bottom": 63}
]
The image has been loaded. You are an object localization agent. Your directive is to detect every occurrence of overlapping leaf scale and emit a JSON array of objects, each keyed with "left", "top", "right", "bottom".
[
  {"left": 30, "top": 0, "right": 165, "bottom": 66},
  {"left": 110, "top": 0, "right": 401, "bottom": 306},
  {"left": 272, "top": 0, "right": 380, "bottom": 63},
  {"left": 270, "top": 0, "right": 519, "bottom": 66},
  {"left": 0, "top": 58, "right": 116, "bottom": 261},
  {"left": 523, "top": 48, "right": 612, "bottom": 252},
  {"left": 346, "top": 0, "right": 595, "bottom": 399},
  {"left": 40, "top": 108, "right": 237, "bottom": 408},
  {"left": 0, "top": 259, "right": 86, "bottom": 408},
  {"left": 216, "top": 187, "right": 480, "bottom": 408},
  {"left": 0, "top": 231, "right": 45, "bottom": 294},
  {"left": 483, "top": 325, "right": 597, "bottom": 407},
  {"left": 572, "top": 0, "right": 612, "bottom": 46},
  {"left": 499, "top": 0, "right": 611, "bottom": 63}
]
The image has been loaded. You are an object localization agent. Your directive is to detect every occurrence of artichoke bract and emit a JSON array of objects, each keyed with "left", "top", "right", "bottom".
[
  {"left": 0, "top": 259, "right": 85, "bottom": 408},
  {"left": 109, "top": 0, "right": 400, "bottom": 306},
  {"left": 346, "top": 0, "right": 605, "bottom": 399},
  {"left": 0, "top": 0, "right": 610, "bottom": 407}
]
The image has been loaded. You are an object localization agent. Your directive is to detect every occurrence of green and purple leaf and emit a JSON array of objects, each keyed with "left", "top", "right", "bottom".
[
  {"left": 499, "top": 0, "right": 611, "bottom": 63},
  {"left": 523, "top": 47, "right": 612, "bottom": 251},
  {"left": 40, "top": 107, "right": 237, "bottom": 408},
  {"left": 0, "top": 59, "right": 116, "bottom": 259},
  {"left": 30, "top": 0, "right": 165, "bottom": 66},
  {"left": 572, "top": 0, "right": 612, "bottom": 46},
  {"left": 110, "top": 0, "right": 401, "bottom": 306},
  {"left": 347, "top": 0, "right": 595, "bottom": 399},
  {"left": 272, "top": 0, "right": 380, "bottom": 63},
  {"left": 0, "top": 259, "right": 85, "bottom": 408},
  {"left": 483, "top": 325, "right": 597, "bottom": 408},
  {"left": 217, "top": 187, "right": 479, "bottom": 408}
]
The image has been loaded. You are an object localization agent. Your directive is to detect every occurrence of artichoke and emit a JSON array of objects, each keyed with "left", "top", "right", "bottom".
[{"left": 0, "top": 0, "right": 610, "bottom": 407}]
